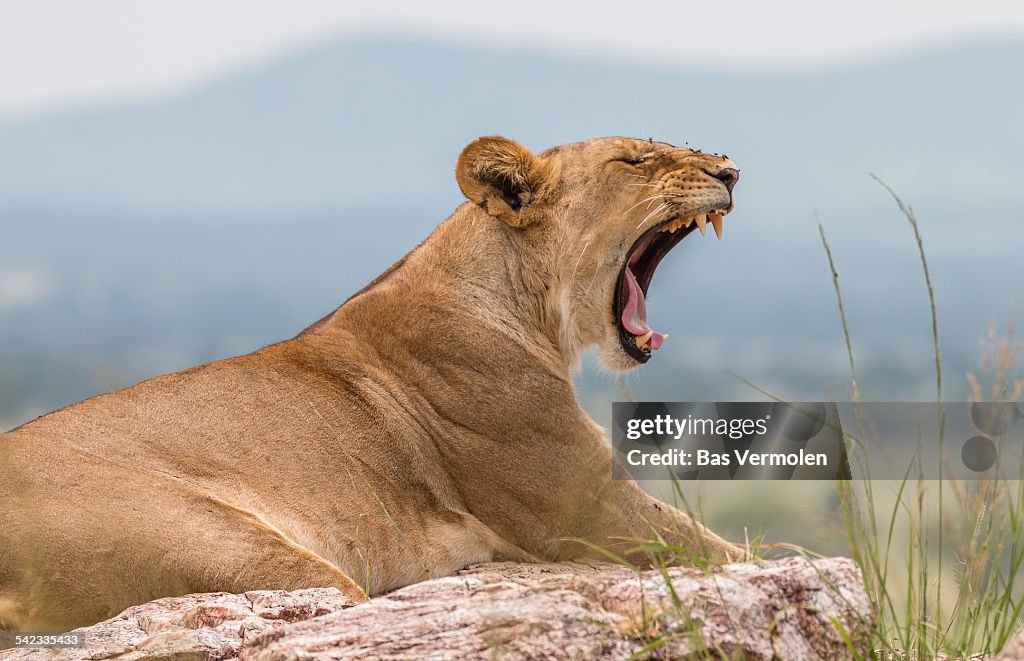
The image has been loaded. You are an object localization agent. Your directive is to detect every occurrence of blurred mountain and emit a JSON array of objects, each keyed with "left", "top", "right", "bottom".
[{"left": 1, "top": 37, "right": 1022, "bottom": 428}]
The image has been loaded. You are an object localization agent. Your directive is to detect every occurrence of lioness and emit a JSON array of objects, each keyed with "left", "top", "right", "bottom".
[{"left": 0, "top": 136, "right": 743, "bottom": 632}]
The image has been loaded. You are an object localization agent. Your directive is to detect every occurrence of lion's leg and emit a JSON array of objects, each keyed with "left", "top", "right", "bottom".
[
  {"left": 580, "top": 478, "right": 744, "bottom": 566},
  {"left": 13, "top": 477, "right": 367, "bottom": 632},
  {"left": 169, "top": 500, "right": 371, "bottom": 600},
  {"left": 21, "top": 517, "right": 367, "bottom": 632},
  {"left": 0, "top": 551, "right": 27, "bottom": 632}
]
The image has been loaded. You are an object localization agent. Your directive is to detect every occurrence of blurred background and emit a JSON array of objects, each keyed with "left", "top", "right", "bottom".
[{"left": 1, "top": 0, "right": 1022, "bottom": 553}]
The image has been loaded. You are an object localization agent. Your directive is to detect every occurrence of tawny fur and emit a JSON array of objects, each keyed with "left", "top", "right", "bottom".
[{"left": 0, "top": 136, "right": 742, "bottom": 632}]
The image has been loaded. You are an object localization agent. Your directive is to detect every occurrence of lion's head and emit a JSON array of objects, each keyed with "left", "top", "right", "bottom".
[{"left": 456, "top": 136, "right": 738, "bottom": 372}]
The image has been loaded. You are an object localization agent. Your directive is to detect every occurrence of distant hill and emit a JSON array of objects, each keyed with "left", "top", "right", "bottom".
[
  {"left": 1, "top": 37, "right": 1021, "bottom": 427},
  {"left": 2, "top": 38, "right": 1023, "bottom": 217}
]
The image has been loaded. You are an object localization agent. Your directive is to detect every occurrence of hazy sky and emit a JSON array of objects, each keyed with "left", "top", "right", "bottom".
[{"left": 2, "top": 0, "right": 1024, "bottom": 117}]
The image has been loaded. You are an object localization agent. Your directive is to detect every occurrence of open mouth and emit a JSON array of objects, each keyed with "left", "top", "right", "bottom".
[{"left": 614, "top": 210, "right": 730, "bottom": 362}]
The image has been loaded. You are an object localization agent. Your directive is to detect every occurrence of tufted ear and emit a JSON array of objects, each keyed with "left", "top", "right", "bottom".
[{"left": 455, "top": 136, "right": 554, "bottom": 228}]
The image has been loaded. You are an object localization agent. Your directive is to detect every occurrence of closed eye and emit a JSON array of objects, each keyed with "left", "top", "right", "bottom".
[{"left": 612, "top": 156, "right": 647, "bottom": 166}]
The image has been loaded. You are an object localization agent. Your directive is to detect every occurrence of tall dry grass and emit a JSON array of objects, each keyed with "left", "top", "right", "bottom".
[
  {"left": 618, "top": 180, "right": 1024, "bottom": 659},
  {"left": 823, "top": 180, "right": 1024, "bottom": 658}
]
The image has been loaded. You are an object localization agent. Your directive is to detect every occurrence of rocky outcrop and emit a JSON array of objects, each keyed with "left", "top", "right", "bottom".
[
  {"left": 0, "top": 557, "right": 873, "bottom": 660},
  {"left": 997, "top": 629, "right": 1024, "bottom": 661},
  {"left": 0, "top": 587, "right": 358, "bottom": 661}
]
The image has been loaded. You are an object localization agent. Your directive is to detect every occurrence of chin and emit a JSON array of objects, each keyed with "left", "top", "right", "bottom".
[{"left": 597, "top": 339, "right": 646, "bottom": 374}]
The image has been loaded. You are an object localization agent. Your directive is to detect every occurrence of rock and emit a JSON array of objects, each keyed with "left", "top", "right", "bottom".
[
  {"left": 0, "top": 557, "right": 873, "bottom": 660},
  {"left": 0, "top": 588, "right": 357, "bottom": 661},
  {"left": 998, "top": 628, "right": 1024, "bottom": 660}
]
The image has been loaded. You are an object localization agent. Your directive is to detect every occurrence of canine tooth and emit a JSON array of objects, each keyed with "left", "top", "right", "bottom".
[
  {"left": 710, "top": 213, "right": 723, "bottom": 240},
  {"left": 694, "top": 214, "right": 707, "bottom": 236},
  {"left": 635, "top": 331, "right": 653, "bottom": 348}
]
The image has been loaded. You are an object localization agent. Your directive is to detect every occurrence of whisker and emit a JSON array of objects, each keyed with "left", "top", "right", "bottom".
[
  {"left": 624, "top": 194, "right": 665, "bottom": 215},
  {"left": 625, "top": 173, "right": 664, "bottom": 190},
  {"left": 585, "top": 268, "right": 601, "bottom": 295},
  {"left": 571, "top": 240, "right": 590, "bottom": 283},
  {"left": 584, "top": 255, "right": 603, "bottom": 294},
  {"left": 637, "top": 202, "right": 670, "bottom": 230}
]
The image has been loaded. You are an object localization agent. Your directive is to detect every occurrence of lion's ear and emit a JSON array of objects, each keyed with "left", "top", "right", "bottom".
[{"left": 455, "top": 136, "right": 553, "bottom": 228}]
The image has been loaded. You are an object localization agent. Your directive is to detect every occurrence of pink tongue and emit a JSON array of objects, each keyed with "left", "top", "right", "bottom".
[{"left": 621, "top": 267, "right": 666, "bottom": 350}]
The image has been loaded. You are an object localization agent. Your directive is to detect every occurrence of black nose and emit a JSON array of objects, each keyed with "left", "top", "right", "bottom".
[{"left": 710, "top": 167, "right": 739, "bottom": 193}]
